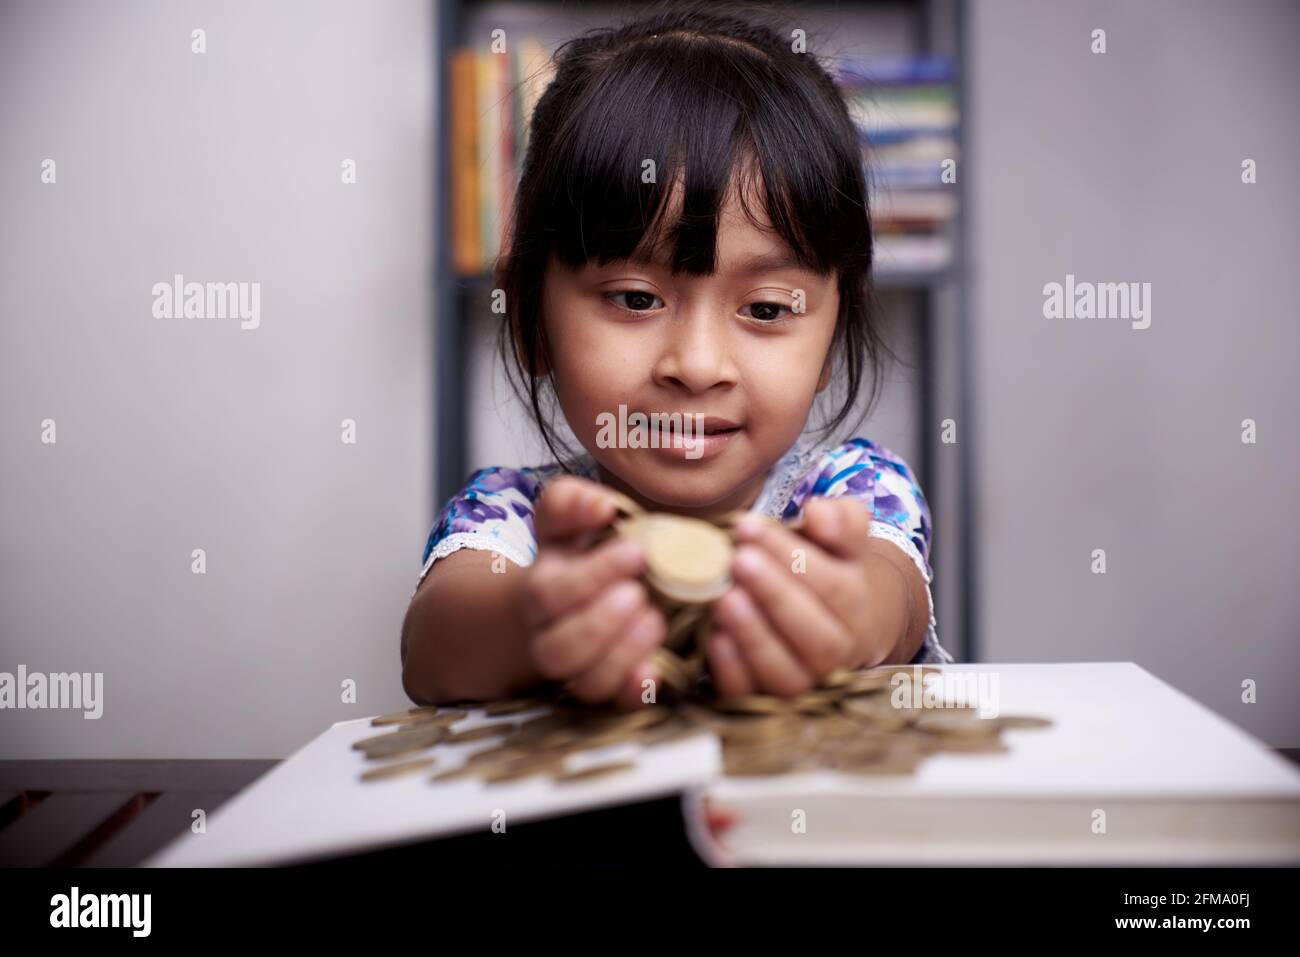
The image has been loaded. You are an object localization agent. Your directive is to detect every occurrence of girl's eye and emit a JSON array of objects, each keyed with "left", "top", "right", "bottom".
[
  {"left": 741, "top": 301, "right": 793, "bottom": 323},
  {"left": 605, "top": 290, "right": 664, "bottom": 312}
]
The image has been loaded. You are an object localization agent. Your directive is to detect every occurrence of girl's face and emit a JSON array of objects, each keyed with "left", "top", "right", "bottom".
[{"left": 541, "top": 182, "right": 840, "bottom": 518}]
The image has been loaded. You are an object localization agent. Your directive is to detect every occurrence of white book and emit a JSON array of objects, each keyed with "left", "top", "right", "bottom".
[
  {"left": 147, "top": 663, "right": 1300, "bottom": 867},
  {"left": 686, "top": 663, "right": 1300, "bottom": 866}
]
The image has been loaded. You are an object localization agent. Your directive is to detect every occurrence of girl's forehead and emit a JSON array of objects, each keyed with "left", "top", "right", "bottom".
[{"left": 625, "top": 173, "right": 788, "bottom": 267}]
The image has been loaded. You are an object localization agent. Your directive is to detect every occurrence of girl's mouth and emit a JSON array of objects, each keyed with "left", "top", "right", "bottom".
[{"left": 647, "top": 415, "right": 742, "bottom": 461}]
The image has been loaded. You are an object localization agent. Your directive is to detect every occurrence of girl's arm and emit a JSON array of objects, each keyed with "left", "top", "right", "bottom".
[
  {"left": 400, "top": 549, "right": 538, "bottom": 705},
  {"left": 401, "top": 477, "right": 659, "bottom": 707},
  {"left": 860, "top": 536, "right": 929, "bottom": 665}
]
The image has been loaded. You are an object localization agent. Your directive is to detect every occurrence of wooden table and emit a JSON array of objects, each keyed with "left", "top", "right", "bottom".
[{"left": 0, "top": 762, "right": 274, "bottom": 867}]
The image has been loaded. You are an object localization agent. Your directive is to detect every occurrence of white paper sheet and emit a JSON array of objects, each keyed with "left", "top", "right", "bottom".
[{"left": 148, "top": 708, "right": 722, "bottom": 866}]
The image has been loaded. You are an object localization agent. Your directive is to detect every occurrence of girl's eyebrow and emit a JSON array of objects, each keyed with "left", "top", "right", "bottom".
[{"left": 727, "top": 251, "right": 809, "bottom": 277}]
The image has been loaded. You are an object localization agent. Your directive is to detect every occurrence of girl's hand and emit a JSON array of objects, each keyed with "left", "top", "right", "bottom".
[
  {"left": 706, "top": 497, "right": 917, "bottom": 697},
  {"left": 521, "top": 476, "right": 666, "bottom": 709}
]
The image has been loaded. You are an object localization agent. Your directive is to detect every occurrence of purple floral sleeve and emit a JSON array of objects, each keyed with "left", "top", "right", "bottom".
[
  {"left": 414, "top": 464, "right": 563, "bottom": 593},
  {"left": 782, "top": 438, "right": 933, "bottom": 579}
]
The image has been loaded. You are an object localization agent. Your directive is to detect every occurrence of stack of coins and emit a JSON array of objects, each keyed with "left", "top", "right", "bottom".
[
  {"left": 599, "top": 490, "right": 741, "bottom": 695},
  {"left": 355, "top": 665, "right": 1052, "bottom": 785}
]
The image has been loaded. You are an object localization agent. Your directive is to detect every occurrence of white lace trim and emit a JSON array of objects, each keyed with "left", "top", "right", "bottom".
[
  {"left": 410, "top": 533, "right": 532, "bottom": 599},
  {"left": 752, "top": 440, "right": 823, "bottom": 519},
  {"left": 868, "top": 521, "right": 953, "bottom": 664}
]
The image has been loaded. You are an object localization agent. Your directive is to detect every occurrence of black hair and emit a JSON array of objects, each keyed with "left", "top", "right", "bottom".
[{"left": 496, "top": 1, "right": 890, "bottom": 467}]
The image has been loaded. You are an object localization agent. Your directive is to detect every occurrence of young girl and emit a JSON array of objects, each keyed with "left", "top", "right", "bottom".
[{"left": 402, "top": 6, "right": 953, "bottom": 710}]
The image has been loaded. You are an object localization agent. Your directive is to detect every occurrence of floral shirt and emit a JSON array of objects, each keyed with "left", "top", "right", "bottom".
[{"left": 416, "top": 437, "right": 953, "bottom": 664}]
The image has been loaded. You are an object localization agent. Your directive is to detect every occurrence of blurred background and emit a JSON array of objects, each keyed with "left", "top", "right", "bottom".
[{"left": 1, "top": 0, "right": 1296, "bottom": 759}]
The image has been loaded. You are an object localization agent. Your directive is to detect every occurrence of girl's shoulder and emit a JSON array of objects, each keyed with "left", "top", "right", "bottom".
[
  {"left": 755, "top": 436, "right": 926, "bottom": 521},
  {"left": 454, "top": 462, "right": 567, "bottom": 505},
  {"left": 421, "top": 462, "right": 573, "bottom": 571}
]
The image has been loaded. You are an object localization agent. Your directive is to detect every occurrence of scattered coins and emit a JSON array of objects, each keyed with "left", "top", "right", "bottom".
[{"left": 355, "top": 664, "right": 1052, "bottom": 785}]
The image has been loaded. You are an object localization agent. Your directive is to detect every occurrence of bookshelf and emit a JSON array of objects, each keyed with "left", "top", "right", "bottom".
[{"left": 432, "top": 0, "right": 975, "bottom": 659}]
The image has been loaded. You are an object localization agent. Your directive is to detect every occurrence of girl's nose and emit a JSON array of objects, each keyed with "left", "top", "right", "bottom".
[{"left": 650, "top": 308, "right": 739, "bottom": 395}]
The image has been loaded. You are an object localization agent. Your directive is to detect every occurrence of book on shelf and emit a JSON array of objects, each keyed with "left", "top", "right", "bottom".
[
  {"left": 451, "top": 40, "right": 553, "bottom": 276},
  {"left": 449, "top": 48, "right": 956, "bottom": 278}
]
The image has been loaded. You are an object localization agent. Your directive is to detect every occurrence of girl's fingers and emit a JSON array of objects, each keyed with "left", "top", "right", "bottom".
[
  {"left": 612, "top": 658, "right": 659, "bottom": 711},
  {"left": 710, "top": 587, "right": 814, "bottom": 696},
  {"left": 533, "top": 476, "right": 617, "bottom": 545},
  {"left": 726, "top": 544, "right": 853, "bottom": 677},
  {"left": 566, "top": 606, "right": 666, "bottom": 703},
  {"left": 800, "top": 496, "right": 874, "bottom": 560},
  {"left": 523, "top": 537, "right": 643, "bottom": 624},
  {"left": 732, "top": 514, "right": 866, "bottom": 622},
  {"left": 733, "top": 514, "right": 836, "bottom": 582},
  {"left": 706, "top": 629, "right": 755, "bottom": 698},
  {"left": 531, "top": 580, "right": 646, "bottom": 680}
]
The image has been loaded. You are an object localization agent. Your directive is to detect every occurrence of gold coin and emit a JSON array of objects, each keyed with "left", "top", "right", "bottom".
[
  {"left": 429, "top": 763, "right": 482, "bottom": 783},
  {"left": 913, "top": 713, "right": 1000, "bottom": 738},
  {"left": 482, "top": 756, "right": 562, "bottom": 784},
  {"left": 360, "top": 758, "right": 436, "bottom": 781},
  {"left": 820, "top": 668, "right": 857, "bottom": 688},
  {"left": 840, "top": 671, "right": 896, "bottom": 695},
  {"left": 992, "top": 714, "right": 1053, "bottom": 730},
  {"left": 555, "top": 760, "right": 636, "bottom": 783},
  {"left": 369, "top": 707, "right": 466, "bottom": 728},
  {"left": 650, "top": 647, "right": 693, "bottom": 695},
  {"left": 665, "top": 605, "right": 705, "bottom": 649},
  {"left": 516, "top": 711, "right": 581, "bottom": 735},
  {"left": 638, "top": 721, "right": 709, "bottom": 747},
  {"left": 629, "top": 515, "right": 733, "bottom": 603},
  {"left": 360, "top": 726, "right": 447, "bottom": 760},
  {"left": 830, "top": 755, "right": 922, "bottom": 775},
  {"left": 354, "top": 722, "right": 447, "bottom": 750},
  {"left": 369, "top": 706, "right": 440, "bottom": 727},
  {"left": 463, "top": 743, "right": 525, "bottom": 766},
  {"left": 443, "top": 723, "right": 516, "bottom": 744},
  {"left": 715, "top": 715, "right": 802, "bottom": 744},
  {"left": 723, "top": 750, "right": 801, "bottom": 776},
  {"left": 586, "top": 706, "right": 672, "bottom": 735}
]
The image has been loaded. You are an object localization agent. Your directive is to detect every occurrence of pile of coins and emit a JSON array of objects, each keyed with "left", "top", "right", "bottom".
[{"left": 355, "top": 665, "right": 1052, "bottom": 784}]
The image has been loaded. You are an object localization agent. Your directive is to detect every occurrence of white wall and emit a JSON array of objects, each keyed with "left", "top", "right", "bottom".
[
  {"left": 967, "top": 0, "right": 1299, "bottom": 745},
  {"left": 0, "top": 0, "right": 434, "bottom": 757}
]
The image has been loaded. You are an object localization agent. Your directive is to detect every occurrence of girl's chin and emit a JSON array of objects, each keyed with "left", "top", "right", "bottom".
[{"left": 600, "top": 455, "right": 759, "bottom": 513}]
